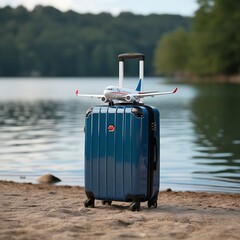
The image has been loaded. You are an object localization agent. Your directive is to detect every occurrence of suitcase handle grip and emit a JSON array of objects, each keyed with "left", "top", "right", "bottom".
[
  {"left": 118, "top": 53, "right": 144, "bottom": 92},
  {"left": 118, "top": 53, "right": 145, "bottom": 61}
]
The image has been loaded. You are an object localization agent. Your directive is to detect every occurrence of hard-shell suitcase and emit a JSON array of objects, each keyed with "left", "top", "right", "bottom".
[{"left": 84, "top": 53, "right": 160, "bottom": 211}]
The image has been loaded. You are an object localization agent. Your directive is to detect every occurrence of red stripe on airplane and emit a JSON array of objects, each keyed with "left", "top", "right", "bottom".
[{"left": 112, "top": 92, "right": 128, "bottom": 94}]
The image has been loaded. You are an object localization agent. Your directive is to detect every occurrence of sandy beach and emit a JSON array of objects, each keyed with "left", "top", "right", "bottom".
[{"left": 0, "top": 180, "right": 239, "bottom": 240}]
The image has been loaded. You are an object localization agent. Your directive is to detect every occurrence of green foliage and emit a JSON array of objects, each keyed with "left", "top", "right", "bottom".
[
  {"left": 154, "top": 0, "right": 240, "bottom": 77},
  {"left": 190, "top": 0, "right": 240, "bottom": 75},
  {"left": 0, "top": 6, "right": 190, "bottom": 76},
  {"left": 154, "top": 28, "right": 190, "bottom": 75}
]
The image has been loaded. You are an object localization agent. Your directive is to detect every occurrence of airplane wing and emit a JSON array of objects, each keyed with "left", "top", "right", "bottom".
[
  {"left": 132, "top": 88, "right": 178, "bottom": 98},
  {"left": 75, "top": 90, "right": 103, "bottom": 99}
]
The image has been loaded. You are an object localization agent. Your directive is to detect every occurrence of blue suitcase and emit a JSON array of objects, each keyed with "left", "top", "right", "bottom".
[
  {"left": 84, "top": 53, "right": 160, "bottom": 211},
  {"left": 84, "top": 103, "right": 160, "bottom": 211}
]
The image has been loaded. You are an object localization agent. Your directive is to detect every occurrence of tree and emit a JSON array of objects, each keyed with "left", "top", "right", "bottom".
[
  {"left": 0, "top": 34, "right": 20, "bottom": 76},
  {"left": 189, "top": 0, "right": 240, "bottom": 75},
  {"left": 0, "top": 6, "right": 190, "bottom": 76},
  {"left": 154, "top": 28, "right": 190, "bottom": 75}
]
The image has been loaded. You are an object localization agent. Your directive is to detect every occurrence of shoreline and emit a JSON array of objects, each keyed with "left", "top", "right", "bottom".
[
  {"left": 166, "top": 74, "right": 240, "bottom": 84},
  {"left": 1, "top": 180, "right": 240, "bottom": 240}
]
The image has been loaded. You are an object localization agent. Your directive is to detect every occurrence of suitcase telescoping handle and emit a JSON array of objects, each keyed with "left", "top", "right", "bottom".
[{"left": 118, "top": 53, "right": 144, "bottom": 89}]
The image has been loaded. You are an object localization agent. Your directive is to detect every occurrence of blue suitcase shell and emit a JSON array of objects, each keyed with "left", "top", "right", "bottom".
[{"left": 84, "top": 104, "right": 160, "bottom": 211}]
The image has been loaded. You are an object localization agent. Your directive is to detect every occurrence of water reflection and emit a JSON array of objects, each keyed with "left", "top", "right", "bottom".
[
  {"left": 0, "top": 100, "right": 85, "bottom": 184},
  {"left": 0, "top": 78, "right": 240, "bottom": 192},
  {"left": 0, "top": 101, "right": 63, "bottom": 126},
  {"left": 191, "top": 84, "right": 240, "bottom": 183}
]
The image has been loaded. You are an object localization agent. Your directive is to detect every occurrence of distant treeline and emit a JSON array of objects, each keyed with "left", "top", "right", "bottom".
[
  {"left": 155, "top": 0, "right": 240, "bottom": 77},
  {"left": 0, "top": 6, "right": 190, "bottom": 77}
]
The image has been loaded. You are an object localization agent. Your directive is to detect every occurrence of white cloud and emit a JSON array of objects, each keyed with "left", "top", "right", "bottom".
[
  {"left": 71, "top": 0, "right": 121, "bottom": 15},
  {"left": 0, "top": 0, "right": 198, "bottom": 16},
  {"left": 1, "top": 0, "right": 75, "bottom": 11}
]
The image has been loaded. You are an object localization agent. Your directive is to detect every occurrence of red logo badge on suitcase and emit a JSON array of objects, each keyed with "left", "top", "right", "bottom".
[{"left": 108, "top": 125, "right": 115, "bottom": 132}]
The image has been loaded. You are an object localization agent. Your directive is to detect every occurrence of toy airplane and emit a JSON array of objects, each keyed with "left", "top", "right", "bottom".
[{"left": 75, "top": 79, "right": 177, "bottom": 103}]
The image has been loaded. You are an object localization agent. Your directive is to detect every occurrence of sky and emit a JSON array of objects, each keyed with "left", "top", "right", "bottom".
[{"left": 0, "top": 0, "right": 198, "bottom": 16}]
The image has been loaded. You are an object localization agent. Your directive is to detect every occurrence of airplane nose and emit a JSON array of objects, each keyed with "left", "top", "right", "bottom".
[{"left": 104, "top": 90, "right": 110, "bottom": 98}]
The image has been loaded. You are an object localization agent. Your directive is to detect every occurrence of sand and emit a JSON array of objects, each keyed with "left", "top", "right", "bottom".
[{"left": 0, "top": 181, "right": 239, "bottom": 240}]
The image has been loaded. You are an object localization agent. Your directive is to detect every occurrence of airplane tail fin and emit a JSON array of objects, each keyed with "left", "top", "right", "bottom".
[{"left": 135, "top": 79, "right": 142, "bottom": 91}]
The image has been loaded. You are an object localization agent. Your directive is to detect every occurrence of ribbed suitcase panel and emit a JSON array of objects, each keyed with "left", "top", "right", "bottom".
[
  {"left": 115, "top": 107, "right": 125, "bottom": 199},
  {"left": 85, "top": 105, "right": 154, "bottom": 201}
]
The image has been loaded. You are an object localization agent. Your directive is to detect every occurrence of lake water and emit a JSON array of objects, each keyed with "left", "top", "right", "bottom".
[{"left": 0, "top": 77, "right": 240, "bottom": 193}]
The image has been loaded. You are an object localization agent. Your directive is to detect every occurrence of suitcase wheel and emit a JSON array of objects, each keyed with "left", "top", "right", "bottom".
[
  {"left": 147, "top": 200, "right": 157, "bottom": 209},
  {"left": 84, "top": 198, "right": 95, "bottom": 208},
  {"left": 101, "top": 200, "right": 112, "bottom": 205},
  {"left": 131, "top": 201, "right": 140, "bottom": 212}
]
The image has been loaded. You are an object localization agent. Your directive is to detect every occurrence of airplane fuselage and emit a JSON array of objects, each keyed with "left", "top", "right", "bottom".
[
  {"left": 75, "top": 79, "right": 177, "bottom": 103},
  {"left": 103, "top": 86, "right": 138, "bottom": 101}
]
